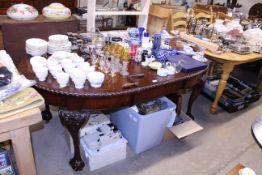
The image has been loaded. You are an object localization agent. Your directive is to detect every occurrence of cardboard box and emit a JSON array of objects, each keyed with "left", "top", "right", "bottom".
[{"left": 163, "top": 111, "right": 203, "bottom": 142}]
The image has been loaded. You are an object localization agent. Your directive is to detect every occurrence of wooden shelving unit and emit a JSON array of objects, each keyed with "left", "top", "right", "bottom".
[{"left": 87, "top": 0, "right": 150, "bottom": 31}]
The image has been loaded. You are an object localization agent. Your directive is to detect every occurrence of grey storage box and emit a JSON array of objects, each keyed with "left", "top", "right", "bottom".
[{"left": 110, "top": 97, "right": 176, "bottom": 154}]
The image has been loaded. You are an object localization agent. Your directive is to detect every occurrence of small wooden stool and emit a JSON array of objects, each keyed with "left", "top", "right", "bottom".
[{"left": 0, "top": 108, "right": 42, "bottom": 175}]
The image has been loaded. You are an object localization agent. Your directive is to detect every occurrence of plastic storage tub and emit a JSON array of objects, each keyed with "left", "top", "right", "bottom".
[{"left": 110, "top": 96, "right": 176, "bottom": 154}]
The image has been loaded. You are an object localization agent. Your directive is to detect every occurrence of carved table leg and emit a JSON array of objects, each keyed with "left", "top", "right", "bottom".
[
  {"left": 186, "top": 79, "right": 205, "bottom": 120},
  {"left": 41, "top": 102, "right": 52, "bottom": 122},
  {"left": 59, "top": 109, "right": 89, "bottom": 171},
  {"left": 210, "top": 63, "right": 234, "bottom": 113}
]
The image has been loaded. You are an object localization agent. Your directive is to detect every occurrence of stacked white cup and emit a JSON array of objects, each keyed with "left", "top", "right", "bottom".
[
  {"left": 78, "top": 62, "right": 95, "bottom": 77},
  {"left": 30, "top": 56, "right": 48, "bottom": 81},
  {"left": 49, "top": 64, "right": 63, "bottom": 78},
  {"left": 69, "top": 68, "right": 86, "bottom": 89},
  {"left": 86, "top": 71, "right": 105, "bottom": 88},
  {"left": 56, "top": 72, "right": 70, "bottom": 88}
]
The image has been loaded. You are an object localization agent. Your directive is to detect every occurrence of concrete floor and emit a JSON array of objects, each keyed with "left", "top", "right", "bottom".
[{"left": 30, "top": 67, "right": 262, "bottom": 175}]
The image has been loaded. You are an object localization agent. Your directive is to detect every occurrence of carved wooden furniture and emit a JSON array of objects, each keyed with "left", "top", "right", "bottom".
[
  {"left": 193, "top": 3, "right": 227, "bottom": 15},
  {"left": 153, "top": 4, "right": 186, "bottom": 32},
  {"left": 18, "top": 56, "right": 207, "bottom": 171},
  {"left": 195, "top": 11, "right": 213, "bottom": 24},
  {"left": 193, "top": 3, "right": 228, "bottom": 23},
  {"left": 170, "top": 12, "right": 188, "bottom": 32},
  {"left": 204, "top": 51, "right": 262, "bottom": 113},
  {"left": 0, "top": 108, "right": 42, "bottom": 175},
  {"left": 216, "top": 12, "right": 233, "bottom": 21}
]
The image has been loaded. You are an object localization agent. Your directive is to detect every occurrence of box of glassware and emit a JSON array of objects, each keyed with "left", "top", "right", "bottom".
[{"left": 80, "top": 112, "right": 127, "bottom": 171}]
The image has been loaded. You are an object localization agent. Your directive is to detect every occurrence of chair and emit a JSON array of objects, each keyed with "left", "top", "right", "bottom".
[
  {"left": 195, "top": 11, "right": 213, "bottom": 24},
  {"left": 147, "top": 5, "right": 171, "bottom": 35},
  {"left": 170, "top": 12, "right": 188, "bottom": 32},
  {"left": 216, "top": 12, "right": 233, "bottom": 21}
]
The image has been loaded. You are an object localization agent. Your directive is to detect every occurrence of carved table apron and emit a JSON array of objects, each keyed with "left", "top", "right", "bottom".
[{"left": 18, "top": 57, "right": 207, "bottom": 171}]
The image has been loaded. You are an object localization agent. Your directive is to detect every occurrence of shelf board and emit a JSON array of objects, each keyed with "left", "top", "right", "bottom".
[{"left": 95, "top": 11, "right": 147, "bottom": 16}]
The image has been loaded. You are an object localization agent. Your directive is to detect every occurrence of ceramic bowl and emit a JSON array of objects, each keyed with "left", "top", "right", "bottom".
[
  {"left": 87, "top": 71, "right": 105, "bottom": 88},
  {"left": 7, "top": 3, "right": 38, "bottom": 20},
  {"left": 42, "top": 3, "right": 71, "bottom": 20},
  {"left": 127, "top": 28, "right": 139, "bottom": 39}
]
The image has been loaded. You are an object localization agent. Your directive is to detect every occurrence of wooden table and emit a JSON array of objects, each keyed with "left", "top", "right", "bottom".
[
  {"left": 18, "top": 57, "right": 207, "bottom": 171},
  {"left": 204, "top": 51, "right": 262, "bottom": 113},
  {"left": 0, "top": 108, "right": 42, "bottom": 175}
]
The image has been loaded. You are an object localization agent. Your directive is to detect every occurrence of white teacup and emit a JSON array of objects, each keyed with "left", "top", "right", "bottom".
[
  {"left": 48, "top": 65, "right": 63, "bottom": 78},
  {"left": 78, "top": 64, "right": 95, "bottom": 76},
  {"left": 30, "top": 56, "right": 47, "bottom": 66},
  {"left": 78, "top": 62, "right": 90, "bottom": 69},
  {"left": 56, "top": 72, "right": 70, "bottom": 88},
  {"left": 31, "top": 62, "right": 47, "bottom": 73},
  {"left": 34, "top": 67, "right": 48, "bottom": 81},
  {"left": 87, "top": 71, "right": 105, "bottom": 88},
  {"left": 60, "top": 58, "right": 73, "bottom": 66},
  {"left": 47, "top": 59, "right": 59, "bottom": 68},
  {"left": 73, "top": 57, "right": 85, "bottom": 66},
  {"left": 70, "top": 69, "right": 86, "bottom": 89},
  {"left": 63, "top": 63, "right": 76, "bottom": 73}
]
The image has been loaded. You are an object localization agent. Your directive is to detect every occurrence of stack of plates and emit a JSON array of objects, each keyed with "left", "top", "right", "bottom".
[
  {"left": 48, "top": 34, "right": 72, "bottom": 54},
  {"left": 26, "top": 38, "right": 48, "bottom": 56}
]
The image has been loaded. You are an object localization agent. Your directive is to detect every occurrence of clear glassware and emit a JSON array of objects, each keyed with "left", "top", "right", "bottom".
[
  {"left": 110, "top": 62, "right": 117, "bottom": 77},
  {"left": 121, "top": 50, "right": 130, "bottom": 76},
  {"left": 175, "top": 60, "right": 182, "bottom": 73}
]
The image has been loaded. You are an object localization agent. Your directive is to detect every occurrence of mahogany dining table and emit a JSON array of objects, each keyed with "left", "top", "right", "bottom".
[{"left": 18, "top": 56, "right": 207, "bottom": 171}]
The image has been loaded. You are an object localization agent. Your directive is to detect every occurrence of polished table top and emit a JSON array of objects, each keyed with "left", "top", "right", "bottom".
[
  {"left": 205, "top": 51, "right": 262, "bottom": 63},
  {"left": 18, "top": 57, "right": 207, "bottom": 110}
]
